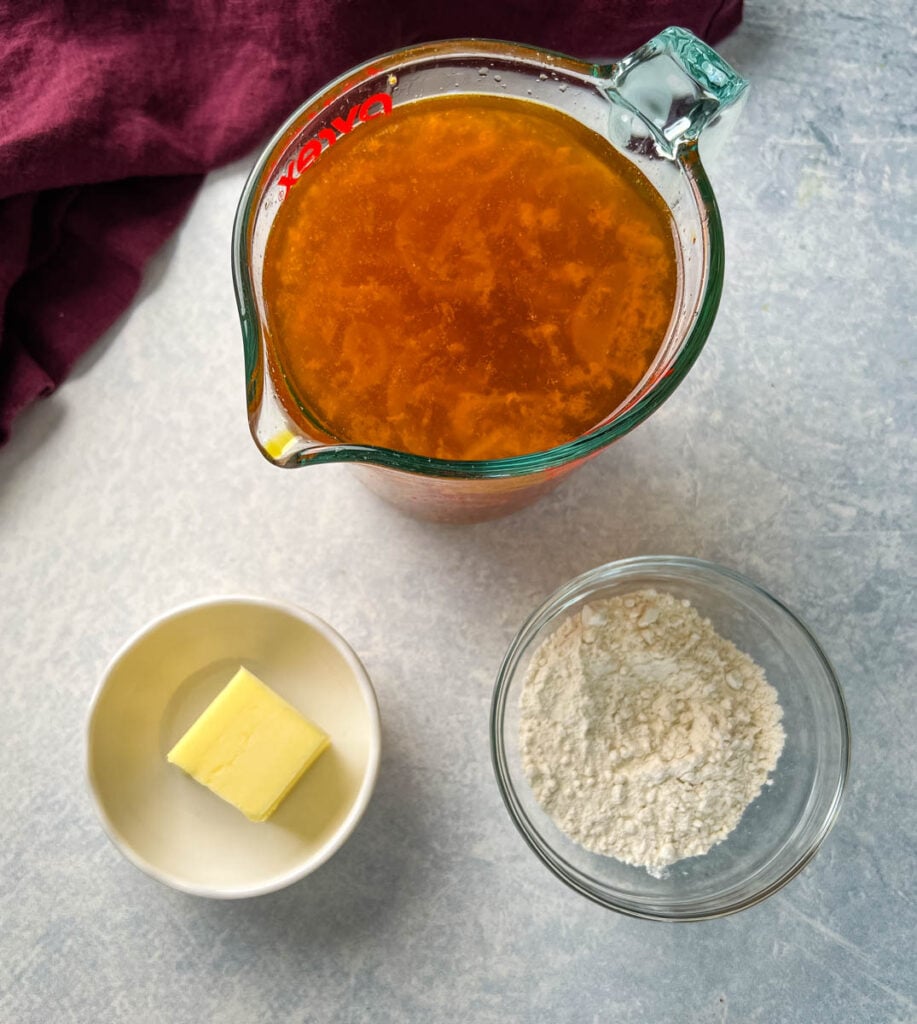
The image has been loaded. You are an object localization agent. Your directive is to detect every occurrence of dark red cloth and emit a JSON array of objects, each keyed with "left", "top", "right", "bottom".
[{"left": 0, "top": 0, "right": 741, "bottom": 444}]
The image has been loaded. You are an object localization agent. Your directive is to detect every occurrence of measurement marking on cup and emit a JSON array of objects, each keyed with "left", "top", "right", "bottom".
[{"left": 277, "top": 93, "right": 393, "bottom": 199}]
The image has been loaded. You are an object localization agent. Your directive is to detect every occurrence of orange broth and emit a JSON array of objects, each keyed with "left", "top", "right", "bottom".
[{"left": 263, "top": 94, "right": 677, "bottom": 460}]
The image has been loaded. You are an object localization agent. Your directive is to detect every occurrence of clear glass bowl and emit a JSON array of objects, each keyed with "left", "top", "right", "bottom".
[{"left": 490, "top": 556, "right": 850, "bottom": 921}]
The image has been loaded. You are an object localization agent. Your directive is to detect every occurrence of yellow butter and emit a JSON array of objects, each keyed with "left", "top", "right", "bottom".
[{"left": 167, "top": 666, "right": 330, "bottom": 822}]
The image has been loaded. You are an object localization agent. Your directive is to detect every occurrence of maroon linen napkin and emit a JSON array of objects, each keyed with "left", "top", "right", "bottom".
[{"left": 0, "top": 0, "right": 741, "bottom": 444}]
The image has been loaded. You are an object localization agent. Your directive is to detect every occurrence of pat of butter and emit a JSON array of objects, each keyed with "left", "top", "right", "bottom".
[{"left": 167, "top": 667, "right": 330, "bottom": 822}]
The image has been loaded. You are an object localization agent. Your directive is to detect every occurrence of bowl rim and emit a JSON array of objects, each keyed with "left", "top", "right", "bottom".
[
  {"left": 490, "top": 555, "right": 851, "bottom": 921},
  {"left": 85, "top": 594, "right": 382, "bottom": 899}
]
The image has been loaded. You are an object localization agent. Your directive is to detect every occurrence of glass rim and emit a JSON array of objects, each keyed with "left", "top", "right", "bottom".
[
  {"left": 232, "top": 40, "right": 725, "bottom": 479},
  {"left": 489, "top": 555, "right": 852, "bottom": 921}
]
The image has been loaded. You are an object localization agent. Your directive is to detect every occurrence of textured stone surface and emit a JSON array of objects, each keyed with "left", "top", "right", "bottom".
[{"left": 1, "top": 2, "right": 914, "bottom": 1021}]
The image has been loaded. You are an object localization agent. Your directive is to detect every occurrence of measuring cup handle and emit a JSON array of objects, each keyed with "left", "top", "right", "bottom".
[{"left": 599, "top": 26, "right": 749, "bottom": 162}]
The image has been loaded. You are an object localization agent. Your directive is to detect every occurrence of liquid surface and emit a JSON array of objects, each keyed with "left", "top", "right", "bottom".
[{"left": 263, "top": 94, "right": 677, "bottom": 460}]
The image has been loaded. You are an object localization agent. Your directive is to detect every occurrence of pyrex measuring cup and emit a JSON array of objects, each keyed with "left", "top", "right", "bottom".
[{"left": 232, "top": 27, "right": 748, "bottom": 522}]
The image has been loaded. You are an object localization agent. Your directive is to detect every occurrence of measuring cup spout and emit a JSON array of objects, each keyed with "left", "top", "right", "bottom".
[{"left": 598, "top": 26, "right": 749, "bottom": 163}]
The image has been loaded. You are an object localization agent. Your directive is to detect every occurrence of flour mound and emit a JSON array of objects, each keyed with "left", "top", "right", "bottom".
[{"left": 519, "top": 589, "right": 785, "bottom": 877}]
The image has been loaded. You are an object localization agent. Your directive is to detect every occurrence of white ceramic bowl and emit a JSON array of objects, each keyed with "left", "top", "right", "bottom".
[{"left": 86, "top": 596, "right": 381, "bottom": 898}]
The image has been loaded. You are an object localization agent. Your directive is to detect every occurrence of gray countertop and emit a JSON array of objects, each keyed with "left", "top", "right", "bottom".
[{"left": 1, "top": 0, "right": 915, "bottom": 1021}]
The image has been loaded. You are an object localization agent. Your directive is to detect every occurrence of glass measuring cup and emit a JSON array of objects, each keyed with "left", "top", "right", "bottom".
[{"left": 232, "top": 27, "right": 748, "bottom": 522}]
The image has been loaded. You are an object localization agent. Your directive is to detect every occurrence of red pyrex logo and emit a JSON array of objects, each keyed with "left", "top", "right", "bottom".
[{"left": 277, "top": 92, "right": 393, "bottom": 199}]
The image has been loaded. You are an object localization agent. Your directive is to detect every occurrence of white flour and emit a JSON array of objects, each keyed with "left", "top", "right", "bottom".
[{"left": 519, "top": 589, "right": 785, "bottom": 876}]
